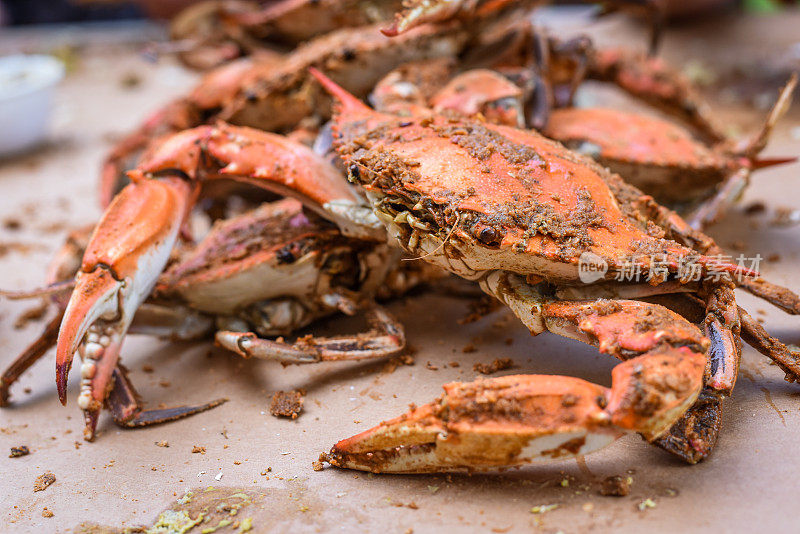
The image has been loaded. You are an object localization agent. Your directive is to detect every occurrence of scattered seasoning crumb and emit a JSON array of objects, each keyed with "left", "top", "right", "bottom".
[
  {"left": 120, "top": 71, "right": 142, "bottom": 89},
  {"left": 159, "top": 380, "right": 171, "bottom": 388},
  {"left": 382, "top": 354, "right": 415, "bottom": 374},
  {"left": 559, "top": 478, "right": 569, "bottom": 488},
  {"left": 142, "top": 365, "right": 154, "bottom": 373},
  {"left": 9, "top": 445, "right": 30, "bottom": 458},
  {"left": 459, "top": 295, "right": 500, "bottom": 324},
  {"left": 664, "top": 488, "right": 678, "bottom": 497},
  {"left": 462, "top": 344, "right": 476, "bottom": 353},
  {"left": 582, "top": 502, "right": 594, "bottom": 513},
  {"left": 427, "top": 485, "right": 439, "bottom": 494},
  {"left": 269, "top": 389, "right": 305, "bottom": 419},
  {"left": 744, "top": 201, "right": 766, "bottom": 215},
  {"left": 192, "top": 446, "right": 206, "bottom": 454},
  {"left": 33, "top": 472, "right": 56, "bottom": 492},
  {"left": 0, "top": 241, "right": 43, "bottom": 259},
  {"left": 3, "top": 218, "right": 22, "bottom": 231},
  {"left": 638, "top": 498, "right": 656, "bottom": 511},
  {"left": 312, "top": 460, "right": 325, "bottom": 471},
  {"left": 156, "top": 440, "right": 169, "bottom": 448},
  {"left": 771, "top": 206, "right": 800, "bottom": 227},
  {"left": 41, "top": 508, "right": 53, "bottom": 518},
  {"left": 767, "top": 253, "right": 781, "bottom": 262},
  {"left": 530, "top": 504, "right": 558, "bottom": 514},
  {"left": 473, "top": 358, "right": 514, "bottom": 375},
  {"left": 14, "top": 300, "right": 49, "bottom": 329},
  {"left": 233, "top": 460, "right": 241, "bottom": 465},
  {"left": 600, "top": 475, "right": 630, "bottom": 497},
  {"left": 391, "top": 500, "right": 418, "bottom": 509},
  {"left": 448, "top": 361, "right": 460, "bottom": 367},
  {"left": 425, "top": 361, "right": 439, "bottom": 371}
]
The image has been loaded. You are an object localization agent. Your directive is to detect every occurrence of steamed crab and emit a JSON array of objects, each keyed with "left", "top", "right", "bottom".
[
  {"left": 1, "top": 125, "right": 444, "bottom": 440},
  {"left": 307, "top": 69, "right": 800, "bottom": 469},
  {"left": 4, "top": 0, "right": 799, "bottom": 466},
  {"left": 358, "top": 56, "right": 800, "bottom": 317}
]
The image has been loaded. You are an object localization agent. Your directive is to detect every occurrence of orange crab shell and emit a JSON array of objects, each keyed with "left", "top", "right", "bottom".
[
  {"left": 337, "top": 111, "right": 696, "bottom": 277},
  {"left": 156, "top": 198, "right": 346, "bottom": 314},
  {"left": 430, "top": 68, "right": 525, "bottom": 127},
  {"left": 328, "top": 374, "right": 624, "bottom": 473},
  {"left": 544, "top": 107, "right": 731, "bottom": 202}
]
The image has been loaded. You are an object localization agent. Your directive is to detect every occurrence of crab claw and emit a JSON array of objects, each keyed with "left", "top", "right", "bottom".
[
  {"left": 327, "top": 350, "right": 703, "bottom": 473},
  {"left": 56, "top": 176, "right": 192, "bottom": 439}
]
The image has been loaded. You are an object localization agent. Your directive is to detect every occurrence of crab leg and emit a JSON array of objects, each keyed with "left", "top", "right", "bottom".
[
  {"left": 100, "top": 54, "right": 284, "bottom": 207},
  {"left": 105, "top": 365, "right": 226, "bottom": 431},
  {"left": 687, "top": 74, "right": 798, "bottom": 228},
  {"left": 134, "top": 123, "right": 382, "bottom": 240},
  {"left": 633, "top": 188, "right": 800, "bottom": 316},
  {"left": 0, "top": 312, "right": 64, "bottom": 406},
  {"left": 215, "top": 305, "right": 405, "bottom": 363}
]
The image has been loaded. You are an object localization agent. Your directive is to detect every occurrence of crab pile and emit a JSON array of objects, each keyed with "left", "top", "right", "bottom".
[{"left": 3, "top": 0, "right": 799, "bottom": 472}]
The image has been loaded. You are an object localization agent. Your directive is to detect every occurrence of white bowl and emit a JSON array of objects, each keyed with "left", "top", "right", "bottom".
[{"left": 0, "top": 54, "right": 65, "bottom": 157}]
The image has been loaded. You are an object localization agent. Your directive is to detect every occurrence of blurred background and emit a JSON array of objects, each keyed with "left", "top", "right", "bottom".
[{"left": 0, "top": 0, "right": 797, "bottom": 25}]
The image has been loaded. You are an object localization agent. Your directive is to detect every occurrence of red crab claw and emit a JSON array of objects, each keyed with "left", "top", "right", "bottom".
[
  {"left": 57, "top": 176, "right": 193, "bottom": 439},
  {"left": 326, "top": 350, "right": 704, "bottom": 473}
]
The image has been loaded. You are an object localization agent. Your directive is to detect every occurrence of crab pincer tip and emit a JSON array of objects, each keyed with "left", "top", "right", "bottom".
[
  {"left": 56, "top": 361, "right": 70, "bottom": 406},
  {"left": 308, "top": 68, "right": 371, "bottom": 114},
  {"left": 380, "top": 24, "right": 400, "bottom": 37},
  {"left": 752, "top": 156, "right": 798, "bottom": 170}
]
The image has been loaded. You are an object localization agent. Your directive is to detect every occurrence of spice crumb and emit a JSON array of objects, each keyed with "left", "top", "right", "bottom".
[
  {"left": 41, "top": 508, "right": 54, "bottom": 518},
  {"left": 638, "top": 498, "right": 656, "bottom": 511},
  {"left": 9, "top": 445, "right": 30, "bottom": 458},
  {"left": 269, "top": 389, "right": 305, "bottom": 419},
  {"left": 192, "top": 446, "right": 206, "bottom": 454},
  {"left": 34, "top": 472, "right": 56, "bottom": 492},
  {"left": 600, "top": 475, "right": 630, "bottom": 497},
  {"left": 473, "top": 358, "right": 514, "bottom": 375}
]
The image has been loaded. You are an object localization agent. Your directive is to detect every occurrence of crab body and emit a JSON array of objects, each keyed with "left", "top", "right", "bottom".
[{"left": 309, "top": 68, "right": 800, "bottom": 470}]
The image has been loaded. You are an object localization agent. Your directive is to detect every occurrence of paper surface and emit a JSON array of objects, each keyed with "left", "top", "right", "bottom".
[{"left": 1, "top": 13, "right": 799, "bottom": 533}]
